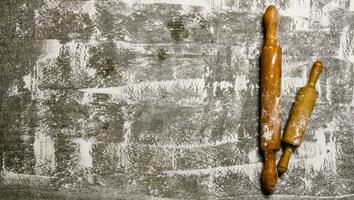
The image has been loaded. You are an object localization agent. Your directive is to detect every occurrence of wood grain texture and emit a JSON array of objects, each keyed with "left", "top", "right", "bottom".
[
  {"left": 278, "top": 61, "right": 323, "bottom": 174},
  {"left": 260, "top": 5, "right": 282, "bottom": 193}
]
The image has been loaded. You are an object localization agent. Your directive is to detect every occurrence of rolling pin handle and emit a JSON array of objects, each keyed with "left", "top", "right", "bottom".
[
  {"left": 277, "top": 144, "right": 295, "bottom": 174},
  {"left": 262, "top": 151, "right": 278, "bottom": 193},
  {"left": 264, "top": 5, "right": 280, "bottom": 40},
  {"left": 307, "top": 61, "right": 324, "bottom": 87}
]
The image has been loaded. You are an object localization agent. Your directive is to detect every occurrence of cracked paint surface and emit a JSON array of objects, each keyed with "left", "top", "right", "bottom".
[{"left": 0, "top": 0, "right": 353, "bottom": 199}]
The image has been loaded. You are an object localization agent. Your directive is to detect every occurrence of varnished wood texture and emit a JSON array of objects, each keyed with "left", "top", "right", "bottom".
[
  {"left": 260, "top": 5, "right": 282, "bottom": 193},
  {"left": 278, "top": 61, "right": 324, "bottom": 174}
]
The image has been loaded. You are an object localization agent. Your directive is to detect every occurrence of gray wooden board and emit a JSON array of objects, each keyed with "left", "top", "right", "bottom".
[{"left": 0, "top": 0, "right": 353, "bottom": 199}]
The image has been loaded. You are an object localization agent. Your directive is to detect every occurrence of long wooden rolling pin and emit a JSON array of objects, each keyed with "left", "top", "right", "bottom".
[
  {"left": 278, "top": 61, "right": 324, "bottom": 174},
  {"left": 260, "top": 5, "right": 282, "bottom": 193}
]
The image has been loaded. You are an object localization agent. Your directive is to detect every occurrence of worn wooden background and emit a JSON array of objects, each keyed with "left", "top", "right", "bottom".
[{"left": 0, "top": 0, "right": 353, "bottom": 199}]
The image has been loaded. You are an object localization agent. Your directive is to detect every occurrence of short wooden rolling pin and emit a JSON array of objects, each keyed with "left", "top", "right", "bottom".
[
  {"left": 278, "top": 61, "right": 324, "bottom": 174},
  {"left": 260, "top": 5, "right": 282, "bottom": 193}
]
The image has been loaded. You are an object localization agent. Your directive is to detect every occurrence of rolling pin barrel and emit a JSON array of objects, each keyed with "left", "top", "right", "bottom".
[{"left": 278, "top": 61, "right": 324, "bottom": 174}]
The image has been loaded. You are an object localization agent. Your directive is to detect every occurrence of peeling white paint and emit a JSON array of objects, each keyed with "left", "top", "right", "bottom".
[
  {"left": 248, "top": 149, "right": 260, "bottom": 163},
  {"left": 282, "top": 0, "right": 310, "bottom": 30},
  {"left": 82, "top": 0, "right": 97, "bottom": 18},
  {"left": 206, "top": 174, "right": 215, "bottom": 194},
  {"left": 33, "top": 128, "right": 56, "bottom": 175},
  {"left": 234, "top": 75, "right": 249, "bottom": 92},
  {"left": 81, "top": 92, "right": 94, "bottom": 104},
  {"left": 1, "top": 171, "right": 50, "bottom": 186},
  {"left": 80, "top": 79, "right": 205, "bottom": 103},
  {"left": 73, "top": 138, "right": 93, "bottom": 168},
  {"left": 350, "top": 0, "right": 354, "bottom": 11},
  {"left": 122, "top": 120, "right": 132, "bottom": 148},
  {"left": 63, "top": 41, "right": 96, "bottom": 80},
  {"left": 23, "top": 74, "right": 32, "bottom": 90},
  {"left": 234, "top": 75, "right": 249, "bottom": 120},
  {"left": 163, "top": 162, "right": 263, "bottom": 182},
  {"left": 282, "top": 70, "right": 308, "bottom": 95},
  {"left": 203, "top": 65, "right": 212, "bottom": 100},
  {"left": 146, "top": 132, "right": 238, "bottom": 149},
  {"left": 43, "top": 0, "right": 60, "bottom": 9},
  {"left": 325, "top": 78, "right": 332, "bottom": 103},
  {"left": 338, "top": 26, "right": 354, "bottom": 63},
  {"left": 6, "top": 82, "right": 18, "bottom": 96},
  {"left": 283, "top": 0, "right": 311, "bottom": 18},
  {"left": 164, "top": 119, "right": 339, "bottom": 184},
  {"left": 120, "top": 106, "right": 134, "bottom": 168},
  {"left": 213, "top": 80, "right": 233, "bottom": 96},
  {"left": 320, "top": 1, "right": 341, "bottom": 27},
  {"left": 39, "top": 39, "right": 61, "bottom": 61},
  {"left": 293, "top": 120, "right": 338, "bottom": 175},
  {"left": 123, "top": 0, "right": 211, "bottom": 8},
  {"left": 301, "top": 177, "right": 313, "bottom": 191}
]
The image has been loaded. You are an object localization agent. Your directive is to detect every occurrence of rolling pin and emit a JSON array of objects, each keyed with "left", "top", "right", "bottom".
[
  {"left": 260, "top": 5, "right": 282, "bottom": 193},
  {"left": 278, "top": 61, "right": 324, "bottom": 174}
]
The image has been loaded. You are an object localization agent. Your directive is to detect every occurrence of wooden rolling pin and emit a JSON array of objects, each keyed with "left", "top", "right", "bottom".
[
  {"left": 260, "top": 5, "right": 282, "bottom": 193},
  {"left": 278, "top": 61, "right": 324, "bottom": 174}
]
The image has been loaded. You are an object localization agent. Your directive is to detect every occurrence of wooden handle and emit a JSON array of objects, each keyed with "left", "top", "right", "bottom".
[
  {"left": 277, "top": 144, "right": 295, "bottom": 174},
  {"left": 262, "top": 152, "right": 277, "bottom": 192},
  {"left": 264, "top": 5, "right": 280, "bottom": 40},
  {"left": 307, "top": 61, "right": 324, "bottom": 87}
]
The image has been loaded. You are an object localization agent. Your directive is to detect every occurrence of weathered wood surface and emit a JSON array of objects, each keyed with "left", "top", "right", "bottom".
[
  {"left": 260, "top": 5, "right": 282, "bottom": 193},
  {"left": 0, "top": 0, "right": 353, "bottom": 199}
]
